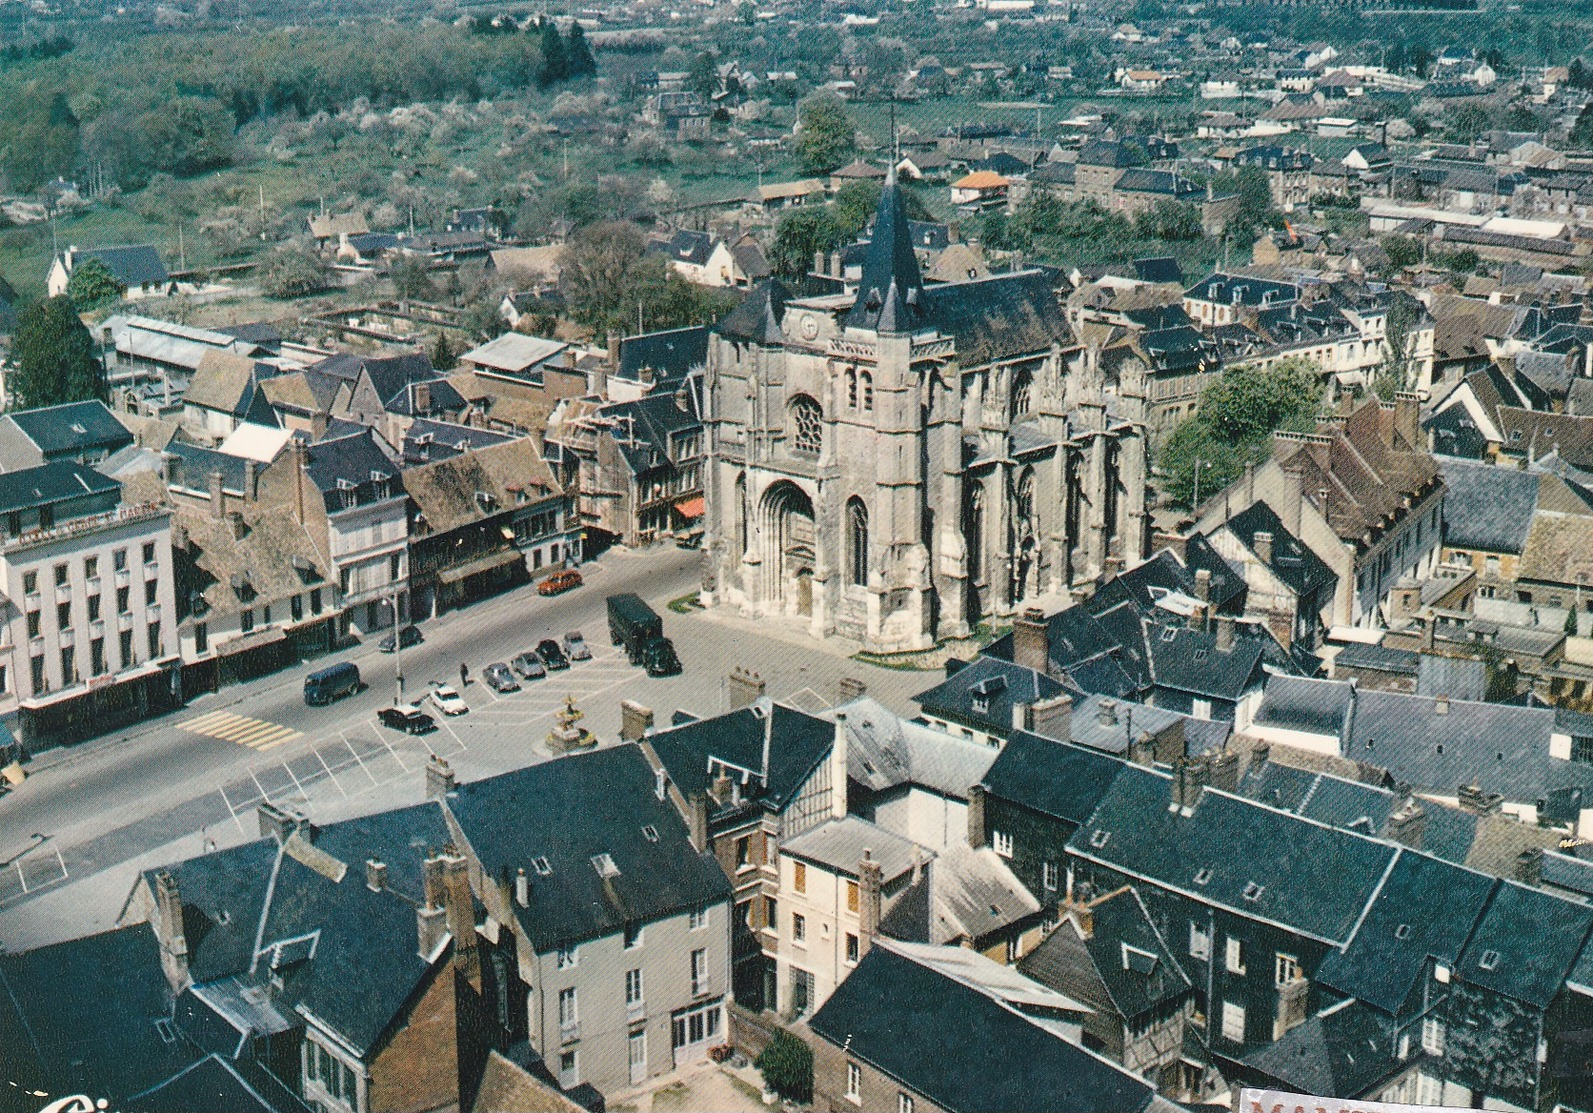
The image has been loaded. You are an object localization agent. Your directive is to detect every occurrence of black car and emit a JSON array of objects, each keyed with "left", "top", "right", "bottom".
[
  {"left": 536, "top": 638, "right": 570, "bottom": 670},
  {"left": 484, "top": 663, "right": 520, "bottom": 693},
  {"left": 379, "top": 625, "right": 422, "bottom": 653},
  {"left": 378, "top": 703, "right": 436, "bottom": 734}
]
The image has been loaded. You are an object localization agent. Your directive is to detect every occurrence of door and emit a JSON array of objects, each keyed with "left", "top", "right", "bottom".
[
  {"left": 795, "top": 569, "right": 813, "bottom": 617},
  {"left": 629, "top": 1030, "right": 647, "bottom": 1085}
]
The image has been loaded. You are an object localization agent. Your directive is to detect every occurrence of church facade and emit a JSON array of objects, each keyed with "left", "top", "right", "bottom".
[{"left": 700, "top": 177, "right": 1151, "bottom": 653}]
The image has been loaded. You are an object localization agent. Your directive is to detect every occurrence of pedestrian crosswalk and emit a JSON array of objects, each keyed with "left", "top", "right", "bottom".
[{"left": 180, "top": 710, "right": 302, "bottom": 751}]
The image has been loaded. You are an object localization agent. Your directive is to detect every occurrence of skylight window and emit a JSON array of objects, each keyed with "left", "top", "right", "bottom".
[
  {"left": 1479, "top": 949, "right": 1501, "bottom": 971},
  {"left": 1160, "top": 627, "right": 1178, "bottom": 642},
  {"left": 1194, "top": 868, "right": 1213, "bottom": 886},
  {"left": 592, "top": 853, "right": 620, "bottom": 878},
  {"left": 642, "top": 825, "right": 660, "bottom": 842},
  {"left": 1089, "top": 829, "right": 1111, "bottom": 848},
  {"left": 1395, "top": 924, "right": 1412, "bottom": 940},
  {"left": 1193, "top": 649, "right": 1209, "bottom": 662},
  {"left": 532, "top": 856, "right": 552, "bottom": 875},
  {"left": 1242, "top": 882, "right": 1265, "bottom": 902}
]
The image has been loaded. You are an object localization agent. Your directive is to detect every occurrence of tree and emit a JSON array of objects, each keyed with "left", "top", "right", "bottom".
[
  {"left": 558, "top": 221, "right": 662, "bottom": 334},
  {"left": 431, "top": 332, "right": 456, "bottom": 371},
  {"left": 687, "top": 52, "right": 719, "bottom": 101},
  {"left": 736, "top": 0, "right": 756, "bottom": 24},
  {"left": 391, "top": 255, "right": 436, "bottom": 302},
  {"left": 566, "top": 21, "right": 597, "bottom": 78},
  {"left": 794, "top": 92, "right": 856, "bottom": 175},
  {"left": 1383, "top": 234, "right": 1421, "bottom": 270},
  {"left": 259, "top": 246, "right": 329, "bottom": 299},
  {"left": 65, "top": 256, "right": 125, "bottom": 312},
  {"left": 1568, "top": 604, "right": 1581, "bottom": 637},
  {"left": 1450, "top": 103, "right": 1494, "bottom": 142},
  {"left": 10, "top": 297, "right": 106, "bottom": 409},
  {"left": 1573, "top": 102, "right": 1593, "bottom": 148},
  {"left": 537, "top": 19, "right": 568, "bottom": 88},
  {"left": 1135, "top": 199, "right": 1203, "bottom": 241},
  {"left": 769, "top": 207, "right": 844, "bottom": 278},
  {"left": 756, "top": 1031, "right": 812, "bottom": 1103}
]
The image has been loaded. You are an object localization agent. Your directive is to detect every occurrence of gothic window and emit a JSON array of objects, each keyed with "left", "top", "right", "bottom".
[
  {"left": 1016, "top": 468, "right": 1036, "bottom": 529},
  {"left": 967, "top": 485, "right": 985, "bottom": 581},
  {"left": 860, "top": 372, "right": 874, "bottom": 412},
  {"left": 846, "top": 368, "right": 858, "bottom": 409},
  {"left": 1012, "top": 368, "right": 1033, "bottom": 418},
  {"left": 790, "top": 395, "right": 823, "bottom": 456},
  {"left": 735, "top": 473, "right": 748, "bottom": 555},
  {"left": 847, "top": 498, "right": 869, "bottom": 586}
]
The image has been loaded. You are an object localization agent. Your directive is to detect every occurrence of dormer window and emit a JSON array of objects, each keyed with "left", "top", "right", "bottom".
[
  {"left": 592, "top": 853, "right": 620, "bottom": 878},
  {"left": 1479, "top": 949, "right": 1501, "bottom": 971},
  {"left": 642, "top": 825, "right": 660, "bottom": 842},
  {"left": 1194, "top": 867, "right": 1213, "bottom": 886},
  {"left": 1395, "top": 923, "right": 1412, "bottom": 940},
  {"left": 532, "top": 856, "right": 552, "bottom": 875},
  {"left": 1242, "top": 882, "right": 1265, "bottom": 901},
  {"left": 1089, "top": 829, "right": 1111, "bottom": 849}
]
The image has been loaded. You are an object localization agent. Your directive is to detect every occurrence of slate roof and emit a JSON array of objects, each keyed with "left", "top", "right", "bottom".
[
  {"left": 301, "top": 430, "right": 403, "bottom": 513},
  {"left": 75, "top": 244, "right": 168, "bottom": 288},
  {"left": 1315, "top": 850, "right": 1495, "bottom": 1013},
  {"left": 1253, "top": 676, "right": 1355, "bottom": 737},
  {"left": 1071, "top": 768, "right": 1400, "bottom": 944},
  {"left": 602, "top": 387, "right": 701, "bottom": 475},
  {"left": 1133, "top": 256, "right": 1184, "bottom": 285},
  {"left": 445, "top": 744, "right": 733, "bottom": 952},
  {"left": 617, "top": 326, "right": 709, "bottom": 385},
  {"left": 912, "top": 655, "right": 1065, "bottom": 737},
  {"left": 1069, "top": 693, "right": 1232, "bottom": 757},
  {"left": 1456, "top": 879, "right": 1593, "bottom": 1007},
  {"left": 1240, "top": 1000, "right": 1403, "bottom": 1099},
  {"left": 845, "top": 172, "right": 928, "bottom": 335},
  {"left": 981, "top": 732, "right": 1126, "bottom": 828},
  {"left": 923, "top": 270, "right": 1071, "bottom": 366},
  {"left": 1020, "top": 886, "right": 1190, "bottom": 1020},
  {"left": 830, "top": 696, "right": 997, "bottom": 798},
  {"left": 1185, "top": 272, "right": 1301, "bottom": 306},
  {"left": 1144, "top": 620, "right": 1265, "bottom": 702},
  {"left": 646, "top": 700, "right": 833, "bottom": 818},
  {"left": 783, "top": 815, "right": 926, "bottom": 881},
  {"left": 1223, "top": 500, "right": 1338, "bottom": 597},
  {"left": 1333, "top": 642, "right": 1419, "bottom": 678},
  {"left": 125, "top": 1054, "right": 313, "bottom": 1113},
  {"left": 808, "top": 944, "right": 1159, "bottom": 1113},
  {"left": 2, "top": 399, "right": 135, "bottom": 459},
  {"left": 1439, "top": 458, "right": 1540, "bottom": 554},
  {"left": 716, "top": 280, "right": 790, "bottom": 344},
  {"left": 0, "top": 459, "right": 121, "bottom": 515},
  {"left": 0, "top": 924, "right": 197, "bottom": 1109}
]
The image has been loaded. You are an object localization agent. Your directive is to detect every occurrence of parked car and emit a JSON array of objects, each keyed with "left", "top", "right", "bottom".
[
  {"left": 538, "top": 569, "right": 583, "bottom": 596},
  {"left": 304, "top": 662, "right": 361, "bottom": 706},
  {"left": 379, "top": 625, "right": 422, "bottom": 653},
  {"left": 512, "top": 651, "right": 547, "bottom": 679},
  {"left": 378, "top": 704, "right": 436, "bottom": 734},
  {"left": 483, "top": 663, "right": 520, "bottom": 692},
  {"left": 537, "top": 638, "right": 570, "bottom": 670},
  {"left": 429, "top": 683, "right": 469, "bottom": 716},
  {"left": 563, "top": 630, "right": 591, "bottom": 661}
]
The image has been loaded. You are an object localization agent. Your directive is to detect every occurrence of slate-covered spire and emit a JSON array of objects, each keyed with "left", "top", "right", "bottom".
[{"left": 845, "top": 163, "right": 926, "bottom": 334}]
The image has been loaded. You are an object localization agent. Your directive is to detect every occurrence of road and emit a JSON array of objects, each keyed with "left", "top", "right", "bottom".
[{"left": 0, "top": 546, "right": 937, "bottom": 948}]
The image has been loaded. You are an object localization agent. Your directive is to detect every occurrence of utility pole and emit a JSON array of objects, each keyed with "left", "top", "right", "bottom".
[
  {"left": 259, "top": 184, "right": 267, "bottom": 241},
  {"left": 178, "top": 225, "right": 186, "bottom": 272}
]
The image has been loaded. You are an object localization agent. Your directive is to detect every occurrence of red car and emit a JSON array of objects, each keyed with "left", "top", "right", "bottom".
[{"left": 538, "top": 569, "right": 583, "bottom": 596}]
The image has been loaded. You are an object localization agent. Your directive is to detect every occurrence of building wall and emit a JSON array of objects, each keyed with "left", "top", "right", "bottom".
[
  {"left": 775, "top": 854, "right": 870, "bottom": 1019},
  {"left": 980, "top": 794, "right": 1073, "bottom": 911},
  {"left": 366, "top": 963, "right": 461, "bottom": 1113},
  {"left": 809, "top": 1032, "right": 946, "bottom": 1113}
]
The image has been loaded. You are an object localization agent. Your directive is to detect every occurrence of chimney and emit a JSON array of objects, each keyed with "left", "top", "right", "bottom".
[
  {"left": 858, "top": 851, "right": 883, "bottom": 960},
  {"left": 257, "top": 800, "right": 308, "bottom": 843},
  {"left": 831, "top": 712, "right": 849, "bottom": 819},
  {"left": 154, "top": 870, "right": 190, "bottom": 993},
  {"left": 1281, "top": 467, "right": 1304, "bottom": 537},
  {"left": 1435, "top": 695, "right": 1450, "bottom": 715},
  {"left": 838, "top": 676, "right": 868, "bottom": 702},
  {"left": 1194, "top": 567, "right": 1212, "bottom": 604},
  {"left": 710, "top": 771, "right": 734, "bottom": 805},
  {"left": 829, "top": 251, "right": 843, "bottom": 279},
  {"left": 515, "top": 867, "right": 530, "bottom": 907},
  {"left": 1515, "top": 847, "right": 1544, "bottom": 887},
  {"left": 366, "top": 858, "right": 387, "bottom": 891},
  {"left": 620, "top": 700, "right": 654, "bottom": 742},
  {"left": 1253, "top": 530, "right": 1274, "bottom": 565},
  {"left": 292, "top": 438, "right": 309, "bottom": 526},
  {"left": 1250, "top": 740, "right": 1271, "bottom": 768},
  {"left": 208, "top": 470, "right": 225, "bottom": 520},
  {"left": 1394, "top": 390, "right": 1420, "bottom": 449},
  {"left": 417, "top": 851, "right": 451, "bottom": 959},
  {"left": 968, "top": 783, "right": 987, "bottom": 848},
  {"left": 1384, "top": 797, "right": 1428, "bottom": 850},
  {"left": 1216, "top": 615, "right": 1236, "bottom": 653},
  {"left": 1457, "top": 782, "right": 1503, "bottom": 815},
  {"left": 812, "top": 250, "right": 825, "bottom": 275},
  {"left": 1171, "top": 755, "right": 1209, "bottom": 813},
  {"left": 1030, "top": 694, "right": 1073, "bottom": 741},
  {"left": 1131, "top": 731, "right": 1157, "bottom": 767},
  {"left": 944, "top": 656, "right": 969, "bottom": 678},
  {"left": 243, "top": 460, "right": 258, "bottom": 503},
  {"left": 426, "top": 755, "right": 456, "bottom": 800},
  {"left": 1154, "top": 531, "right": 1189, "bottom": 565},
  {"left": 688, "top": 792, "right": 709, "bottom": 852},
  {"left": 1069, "top": 895, "right": 1095, "bottom": 939},
  {"left": 227, "top": 511, "right": 247, "bottom": 542},
  {"left": 1098, "top": 699, "right": 1119, "bottom": 727},
  {"left": 1014, "top": 607, "right": 1049, "bottom": 673},
  {"left": 1207, "top": 748, "right": 1239, "bottom": 793},
  {"left": 728, "top": 666, "right": 765, "bottom": 710},
  {"left": 442, "top": 848, "right": 479, "bottom": 983}
]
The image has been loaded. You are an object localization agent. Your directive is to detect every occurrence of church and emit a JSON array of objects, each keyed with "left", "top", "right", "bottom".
[{"left": 700, "top": 173, "right": 1150, "bottom": 653}]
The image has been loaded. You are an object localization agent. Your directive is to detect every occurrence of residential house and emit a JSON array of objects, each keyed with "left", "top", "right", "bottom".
[
  {"left": 311, "top": 352, "right": 466, "bottom": 449},
  {"left": 1205, "top": 499, "right": 1339, "bottom": 649},
  {"left": 1182, "top": 273, "right": 1301, "bottom": 328},
  {"left": 613, "top": 326, "right": 709, "bottom": 397},
  {"left": 949, "top": 170, "right": 1010, "bottom": 210},
  {"left": 182, "top": 351, "right": 281, "bottom": 441},
  {"left": 0, "top": 399, "right": 133, "bottom": 470},
  {"left": 261, "top": 368, "right": 346, "bottom": 440},
  {"left": 459, "top": 334, "right": 586, "bottom": 402},
  {"left": 308, "top": 212, "right": 370, "bottom": 246},
  {"left": 48, "top": 244, "right": 170, "bottom": 300},
  {"left": 439, "top": 745, "right": 736, "bottom": 1096},
  {"left": 1231, "top": 146, "right": 1316, "bottom": 210},
  {"left": 913, "top": 655, "right": 1067, "bottom": 747},
  {"left": 746, "top": 180, "right": 827, "bottom": 213},
  {"left": 0, "top": 461, "right": 179, "bottom": 749},
  {"left": 806, "top": 941, "right": 1170, "bottom": 1113},
  {"left": 1436, "top": 458, "right": 1543, "bottom": 601}
]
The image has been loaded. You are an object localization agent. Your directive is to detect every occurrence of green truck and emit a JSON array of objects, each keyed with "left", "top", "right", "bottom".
[{"left": 606, "top": 593, "right": 682, "bottom": 677}]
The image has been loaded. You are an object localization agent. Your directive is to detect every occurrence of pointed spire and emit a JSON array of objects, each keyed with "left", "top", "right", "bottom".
[{"left": 845, "top": 167, "right": 925, "bottom": 335}]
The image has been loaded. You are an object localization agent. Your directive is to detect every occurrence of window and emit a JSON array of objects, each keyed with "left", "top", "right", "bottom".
[
  {"left": 792, "top": 912, "right": 807, "bottom": 944},
  {"left": 53, "top": 564, "right": 67, "bottom": 587},
  {"left": 90, "top": 638, "right": 105, "bottom": 676},
  {"left": 672, "top": 1002, "right": 722, "bottom": 1049},
  {"left": 142, "top": 542, "right": 155, "bottom": 564},
  {"left": 1043, "top": 861, "right": 1059, "bottom": 891},
  {"left": 691, "top": 948, "right": 708, "bottom": 995},
  {"left": 84, "top": 557, "right": 97, "bottom": 580},
  {"left": 1226, "top": 936, "right": 1245, "bottom": 974},
  {"left": 793, "top": 861, "right": 807, "bottom": 894},
  {"left": 87, "top": 595, "right": 100, "bottom": 623},
  {"left": 1479, "top": 949, "right": 1501, "bottom": 971},
  {"left": 558, "top": 1050, "right": 578, "bottom": 1090},
  {"left": 846, "top": 1061, "right": 862, "bottom": 1103},
  {"left": 113, "top": 549, "right": 127, "bottom": 572},
  {"left": 56, "top": 601, "right": 70, "bottom": 630},
  {"left": 898, "top": 1094, "right": 914, "bottom": 1113},
  {"left": 1221, "top": 1001, "right": 1246, "bottom": 1043},
  {"left": 116, "top": 586, "right": 130, "bottom": 614},
  {"left": 557, "top": 947, "right": 578, "bottom": 970},
  {"left": 241, "top": 609, "right": 255, "bottom": 634},
  {"left": 195, "top": 622, "right": 208, "bottom": 654},
  {"left": 30, "top": 655, "right": 44, "bottom": 695},
  {"left": 1011, "top": 367, "right": 1032, "bottom": 417},
  {"left": 846, "top": 498, "right": 869, "bottom": 587},
  {"left": 1275, "top": 953, "right": 1299, "bottom": 986},
  {"left": 1422, "top": 1016, "right": 1445, "bottom": 1056},
  {"left": 846, "top": 933, "right": 860, "bottom": 965},
  {"left": 859, "top": 372, "right": 873, "bottom": 412},
  {"left": 306, "top": 1041, "right": 359, "bottom": 1110},
  {"left": 690, "top": 905, "right": 709, "bottom": 931},
  {"left": 736, "top": 837, "right": 750, "bottom": 869},
  {"left": 144, "top": 580, "right": 157, "bottom": 606},
  {"left": 1243, "top": 882, "right": 1265, "bottom": 902},
  {"left": 119, "top": 629, "right": 133, "bottom": 668},
  {"left": 25, "top": 611, "right": 39, "bottom": 639},
  {"left": 59, "top": 646, "right": 74, "bottom": 684},
  {"left": 789, "top": 395, "right": 823, "bottom": 456},
  {"left": 389, "top": 553, "right": 401, "bottom": 580},
  {"left": 1189, "top": 922, "right": 1211, "bottom": 960},
  {"left": 22, "top": 571, "right": 36, "bottom": 595},
  {"left": 993, "top": 830, "right": 1014, "bottom": 858},
  {"left": 1006, "top": 936, "right": 1020, "bottom": 964},
  {"left": 147, "top": 623, "right": 161, "bottom": 658},
  {"left": 626, "top": 968, "right": 644, "bottom": 1006},
  {"left": 310, "top": 588, "right": 323, "bottom": 615},
  {"left": 558, "top": 987, "right": 578, "bottom": 1030},
  {"left": 1089, "top": 829, "right": 1110, "bottom": 849},
  {"left": 846, "top": 880, "right": 859, "bottom": 914},
  {"left": 624, "top": 923, "right": 644, "bottom": 949},
  {"left": 1194, "top": 867, "right": 1213, "bottom": 886},
  {"left": 847, "top": 367, "right": 858, "bottom": 408}
]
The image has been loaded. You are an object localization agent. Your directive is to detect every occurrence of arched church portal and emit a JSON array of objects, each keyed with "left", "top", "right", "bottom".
[{"left": 760, "top": 481, "right": 817, "bottom": 618}]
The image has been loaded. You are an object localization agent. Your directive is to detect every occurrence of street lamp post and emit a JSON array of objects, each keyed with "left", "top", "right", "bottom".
[
  {"left": 1191, "top": 457, "right": 1213, "bottom": 512},
  {"left": 387, "top": 590, "right": 404, "bottom": 706}
]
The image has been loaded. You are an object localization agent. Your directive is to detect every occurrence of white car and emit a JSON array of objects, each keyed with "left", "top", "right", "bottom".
[{"left": 429, "top": 684, "right": 469, "bottom": 716}]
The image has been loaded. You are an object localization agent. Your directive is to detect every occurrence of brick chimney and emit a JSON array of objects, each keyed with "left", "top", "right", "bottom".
[
  {"left": 1194, "top": 567, "right": 1212, "bottom": 605},
  {"left": 1029, "top": 694, "right": 1073, "bottom": 742},
  {"left": 1516, "top": 847, "right": 1544, "bottom": 887},
  {"left": 1253, "top": 530, "right": 1274, "bottom": 565},
  {"left": 967, "top": 783, "right": 987, "bottom": 848},
  {"left": 1457, "top": 782, "right": 1503, "bottom": 815},
  {"left": 227, "top": 511, "right": 247, "bottom": 542},
  {"left": 243, "top": 460, "right": 258, "bottom": 503},
  {"left": 417, "top": 852, "right": 450, "bottom": 960},
  {"left": 858, "top": 851, "right": 883, "bottom": 960},
  {"left": 441, "top": 846, "right": 479, "bottom": 984},
  {"left": 620, "top": 699, "right": 654, "bottom": 742},
  {"left": 154, "top": 870, "right": 190, "bottom": 993},
  {"left": 1394, "top": 390, "right": 1420, "bottom": 450},
  {"left": 208, "top": 470, "right": 226, "bottom": 520},
  {"left": 257, "top": 800, "right": 309, "bottom": 843},
  {"left": 838, "top": 676, "right": 868, "bottom": 702},
  {"left": 426, "top": 755, "right": 456, "bottom": 801},
  {"left": 688, "top": 792, "right": 709, "bottom": 852},
  {"left": 1013, "top": 607, "right": 1049, "bottom": 674},
  {"left": 291, "top": 438, "right": 310, "bottom": 526},
  {"left": 1384, "top": 796, "right": 1428, "bottom": 850},
  {"left": 1207, "top": 748, "right": 1239, "bottom": 794},
  {"left": 1171, "top": 755, "right": 1209, "bottom": 814},
  {"left": 1215, "top": 615, "right": 1236, "bottom": 653},
  {"left": 728, "top": 666, "right": 765, "bottom": 710},
  {"left": 366, "top": 858, "right": 388, "bottom": 892}
]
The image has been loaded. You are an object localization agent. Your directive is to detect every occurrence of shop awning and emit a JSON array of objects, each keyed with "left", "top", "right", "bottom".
[
  {"left": 438, "top": 548, "right": 524, "bottom": 585},
  {"left": 675, "top": 495, "right": 706, "bottom": 519},
  {"left": 215, "top": 626, "right": 289, "bottom": 656}
]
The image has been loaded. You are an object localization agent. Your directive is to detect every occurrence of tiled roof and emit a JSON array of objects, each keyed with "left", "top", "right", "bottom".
[{"left": 1438, "top": 458, "right": 1540, "bottom": 554}]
